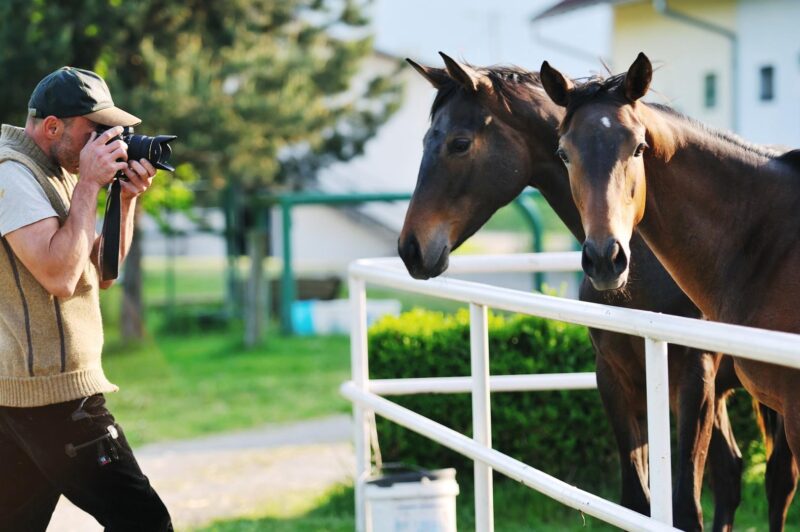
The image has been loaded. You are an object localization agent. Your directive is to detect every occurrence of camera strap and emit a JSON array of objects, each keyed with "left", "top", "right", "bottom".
[{"left": 99, "top": 178, "right": 121, "bottom": 281}]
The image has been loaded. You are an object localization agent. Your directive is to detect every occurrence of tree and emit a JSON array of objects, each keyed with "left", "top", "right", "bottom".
[{"left": 0, "top": 0, "right": 403, "bottom": 338}]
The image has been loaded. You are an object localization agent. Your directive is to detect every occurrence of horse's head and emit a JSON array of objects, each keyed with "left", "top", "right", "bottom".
[
  {"left": 540, "top": 53, "right": 653, "bottom": 291},
  {"left": 399, "top": 53, "right": 544, "bottom": 279}
]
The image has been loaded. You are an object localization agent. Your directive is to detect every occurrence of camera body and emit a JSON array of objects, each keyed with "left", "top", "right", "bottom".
[{"left": 96, "top": 125, "right": 176, "bottom": 173}]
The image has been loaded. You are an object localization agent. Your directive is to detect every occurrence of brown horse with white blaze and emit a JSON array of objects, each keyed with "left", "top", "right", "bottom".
[
  {"left": 398, "top": 53, "right": 795, "bottom": 531},
  {"left": 541, "top": 51, "right": 800, "bottom": 531}
]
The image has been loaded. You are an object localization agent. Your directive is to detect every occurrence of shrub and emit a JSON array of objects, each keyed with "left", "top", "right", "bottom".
[
  {"left": 368, "top": 308, "right": 618, "bottom": 492},
  {"left": 367, "top": 308, "right": 766, "bottom": 496}
]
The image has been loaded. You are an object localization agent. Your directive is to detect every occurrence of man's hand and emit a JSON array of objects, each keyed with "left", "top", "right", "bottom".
[
  {"left": 78, "top": 127, "right": 129, "bottom": 190},
  {"left": 120, "top": 158, "right": 157, "bottom": 200}
]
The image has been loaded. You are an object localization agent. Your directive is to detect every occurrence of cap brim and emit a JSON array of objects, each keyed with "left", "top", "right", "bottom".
[{"left": 84, "top": 106, "right": 141, "bottom": 127}]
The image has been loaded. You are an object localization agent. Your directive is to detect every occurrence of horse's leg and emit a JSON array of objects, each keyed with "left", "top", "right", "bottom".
[
  {"left": 734, "top": 359, "right": 800, "bottom": 531},
  {"left": 592, "top": 332, "right": 650, "bottom": 515},
  {"left": 762, "top": 405, "right": 798, "bottom": 532},
  {"left": 671, "top": 348, "right": 717, "bottom": 532},
  {"left": 707, "top": 391, "right": 742, "bottom": 532}
]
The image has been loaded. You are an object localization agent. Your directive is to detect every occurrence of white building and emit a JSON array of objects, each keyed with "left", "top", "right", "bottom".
[{"left": 534, "top": 0, "right": 800, "bottom": 147}]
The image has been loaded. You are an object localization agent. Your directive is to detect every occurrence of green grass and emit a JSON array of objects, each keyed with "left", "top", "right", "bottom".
[
  {"left": 199, "top": 483, "right": 354, "bottom": 532},
  {"left": 99, "top": 280, "right": 351, "bottom": 447},
  {"left": 199, "top": 473, "right": 800, "bottom": 532}
]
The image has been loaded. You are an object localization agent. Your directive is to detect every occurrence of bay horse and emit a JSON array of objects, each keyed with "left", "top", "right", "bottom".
[
  {"left": 540, "top": 52, "right": 799, "bottom": 531},
  {"left": 398, "top": 53, "right": 795, "bottom": 531}
]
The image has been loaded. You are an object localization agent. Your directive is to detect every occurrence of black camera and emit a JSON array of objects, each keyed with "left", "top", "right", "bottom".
[{"left": 96, "top": 125, "right": 177, "bottom": 173}]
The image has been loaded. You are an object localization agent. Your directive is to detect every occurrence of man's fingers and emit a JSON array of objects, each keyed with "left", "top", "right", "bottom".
[
  {"left": 108, "top": 146, "right": 128, "bottom": 162},
  {"left": 127, "top": 160, "right": 147, "bottom": 177},
  {"left": 95, "top": 126, "right": 124, "bottom": 145},
  {"left": 138, "top": 158, "right": 157, "bottom": 176},
  {"left": 99, "top": 139, "right": 127, "bottom": 156},
  {"left": 119, "top": 179, "right": 139, "bottom": 195}
]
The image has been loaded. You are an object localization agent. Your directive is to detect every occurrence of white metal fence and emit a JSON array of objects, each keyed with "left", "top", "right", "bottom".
[{"left": 341, "top": 252, "right": 800, "bottom": 532}]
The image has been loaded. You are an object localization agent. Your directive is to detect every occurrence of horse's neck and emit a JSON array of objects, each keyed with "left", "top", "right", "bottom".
[
  {"left": 511, "top": 97, "right": 586, "bottom": 242},
  {"left": 530, "top": 164, "right": 585, "bottom": 243},
  {"left": 639, "top": 108, "right": 799, "bottom": 322}
]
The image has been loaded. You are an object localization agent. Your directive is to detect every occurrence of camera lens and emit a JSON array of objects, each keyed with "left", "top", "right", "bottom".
[
  {"left": 123, "top": 133, "right": 177, "bottom": 172},
  {"left": 94, "top": 126, "right": 176, "bottom": 172}
]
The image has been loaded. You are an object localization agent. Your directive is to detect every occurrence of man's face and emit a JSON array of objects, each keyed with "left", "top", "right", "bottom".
[{"left": 50, "top": 116, "right": 97, "bottom": 174}]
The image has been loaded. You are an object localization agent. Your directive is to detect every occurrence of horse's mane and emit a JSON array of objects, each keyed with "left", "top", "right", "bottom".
[
  {"left": 563, "top": 73, "right": 785, "bottom": 161},
  {"left": 430, "top": 64, "right": 543, "bottom": 119},
  {"left": 648, "top": 103, "right": 783, "bottom": 159}
]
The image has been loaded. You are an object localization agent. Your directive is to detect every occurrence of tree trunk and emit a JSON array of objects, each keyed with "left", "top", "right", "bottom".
[
  {"left": 244, "top": 228, "right": 266, "bottom": 347},
  {"left": 121, "top": 218, "right": 144, "bottom": 340}
]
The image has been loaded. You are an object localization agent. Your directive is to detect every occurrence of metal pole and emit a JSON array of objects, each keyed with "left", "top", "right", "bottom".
[
  {"left": 645, "top": 338, "right": 673, "bottom": 525},
  {"left": 350, "top": 276, "right": 371, "bottom": 532},
  {"left": 341, "top": 382, "right": 678, "bottom": 532},
  {"left": 280, "top": 199, "right": 295, "bottom": 334},
  {"left": 512, "top": 193, "right": 545, "bottom": 291},
  {"left": 470, "top": 303, "right": 494, "bottom": 532}
]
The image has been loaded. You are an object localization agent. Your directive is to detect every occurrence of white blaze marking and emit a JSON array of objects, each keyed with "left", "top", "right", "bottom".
[{"left": 601, "top": 116, "right": 611, "bottom": 128}]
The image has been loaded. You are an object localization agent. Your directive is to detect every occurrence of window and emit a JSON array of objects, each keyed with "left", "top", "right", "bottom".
[
  {"left": 759, "top": 65, "right": 775, "bottom": 101},
  {"left": 703, "top": 73, "right": 717, "bottom": 109}
]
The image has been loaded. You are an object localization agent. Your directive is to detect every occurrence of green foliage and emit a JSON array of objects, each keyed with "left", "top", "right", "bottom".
[
  {"left": 0, "top": 0, "right": 403, "bottom": 196},
  {"left": 368, "top": 309, "right": 619, "bottom": 491}
]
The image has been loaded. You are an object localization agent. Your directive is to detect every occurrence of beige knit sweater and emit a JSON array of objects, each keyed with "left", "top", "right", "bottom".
[{"left": 0, "top": 124, "right": 117, "bottom": 407}]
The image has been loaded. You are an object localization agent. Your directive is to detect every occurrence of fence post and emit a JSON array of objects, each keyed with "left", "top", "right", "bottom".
[
  {"left": 645, "top": 338, "right": 673, "bottom": 525},
  {"left": 351, "top": 276, "right": 371, "bottom": 532},
  {"left": 280, "top": 198, "right": 296, "bottom": 334},
  {"left": 470, "top": 303, "right": 494, "bottom": 532}
]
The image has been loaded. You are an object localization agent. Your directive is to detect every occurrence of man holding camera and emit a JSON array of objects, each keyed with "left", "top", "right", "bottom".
[{"left": 0, "top": 67, "right": 172, "bottom": 529}]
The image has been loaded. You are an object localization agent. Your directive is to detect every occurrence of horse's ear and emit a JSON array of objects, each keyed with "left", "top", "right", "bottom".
[
  {"left": 406, "top": 58, "right": 450, "bottom": 89},
  {"left": 540, "top": 61, "right": 573, "bottom": 107},
  {"left": 438, "top": 52, "right": 491, "bottom": 93},
  {"left": 624, "top": 52, "right": 652, "bottom": 102}
]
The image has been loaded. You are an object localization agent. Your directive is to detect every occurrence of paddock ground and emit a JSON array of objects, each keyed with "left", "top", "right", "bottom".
[{"left": 48, "top": 415, "right": 354, "bottom": 531}]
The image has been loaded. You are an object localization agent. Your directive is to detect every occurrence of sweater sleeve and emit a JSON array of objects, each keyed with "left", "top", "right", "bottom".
[{"left": 0, "top": 161, "right": 59, "bottom": 236}]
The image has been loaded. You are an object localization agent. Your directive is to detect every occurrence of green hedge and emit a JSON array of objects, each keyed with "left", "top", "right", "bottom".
[
  {"left": 368, "top": 308, "right": 763, "bottom": 493},
  {"left": 368, "top": 308, "right": 618, "bottom": 491}
]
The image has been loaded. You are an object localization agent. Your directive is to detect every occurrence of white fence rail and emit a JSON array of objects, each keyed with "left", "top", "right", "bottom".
[{"left": 342, "top": 252, "right": 800, "bottom": 532}]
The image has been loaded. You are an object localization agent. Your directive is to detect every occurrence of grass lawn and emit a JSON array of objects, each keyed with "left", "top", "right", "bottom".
[
  {"left": 103, "top": 327, "right": 351, "bottom": 447},
  {"left": 199, "top": 473, "right": 800, "bottom": 531},
  {"left": 100, "top": 279, "right": 351, "bottom": 447}
]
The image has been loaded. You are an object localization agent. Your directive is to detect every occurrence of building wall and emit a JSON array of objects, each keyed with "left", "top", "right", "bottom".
[
  {"left": 316, "top": 53, "right": 433, "bottom": 233},
  {"left": 736, "top": 0, "right": 800, "bottom": 147},
  {"left": 271, "top": 205, "right": 397, "bottom": 274},
  {"left": 612, "top": 0, "right": 736, "bottom": 130}
]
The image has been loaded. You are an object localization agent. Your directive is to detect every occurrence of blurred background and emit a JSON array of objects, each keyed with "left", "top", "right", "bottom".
[{"left": 2, "top": 0, "right": 797, "bottom": 530}]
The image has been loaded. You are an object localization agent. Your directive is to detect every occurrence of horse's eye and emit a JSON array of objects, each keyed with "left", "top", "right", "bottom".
[
  {"left": 634, "top": 142, "right": 648, "bottom": 157},
  {"left": 449, "top": 138, "right": 471, "bottom": 153},
  {"left": 556, "top": 148, "right": 569, "bottom": 164}
]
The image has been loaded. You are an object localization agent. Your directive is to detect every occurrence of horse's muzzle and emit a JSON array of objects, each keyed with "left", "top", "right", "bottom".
[
  {"left": 582, "top": 237, "right": 629, "bottom": 290},
  {"left": 398, "top": 233, "right": 449, "bottom": 280}
]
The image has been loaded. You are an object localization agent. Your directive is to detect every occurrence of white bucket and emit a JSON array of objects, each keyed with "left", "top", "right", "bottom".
[{"left": 365, "top": 468, "right": 459, "bottom": 532}]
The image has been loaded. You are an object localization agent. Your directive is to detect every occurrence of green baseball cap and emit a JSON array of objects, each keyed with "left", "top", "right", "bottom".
[{"left": 28, "top": 66, "right": 141, "bottom": 127}]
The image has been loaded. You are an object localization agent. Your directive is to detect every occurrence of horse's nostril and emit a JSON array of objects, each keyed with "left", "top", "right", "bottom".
[
  {"left": 611, "top": 240, "right": 628, "bottom": 274},
  {"left": 399, "top": 233, "right": 422, "bottom": 267},
  {"left": 581, "top": 242, "right": 597, "bottom": 274},
  {"left": 609, "top": 241, "right": 620, "bottom": 261}
]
